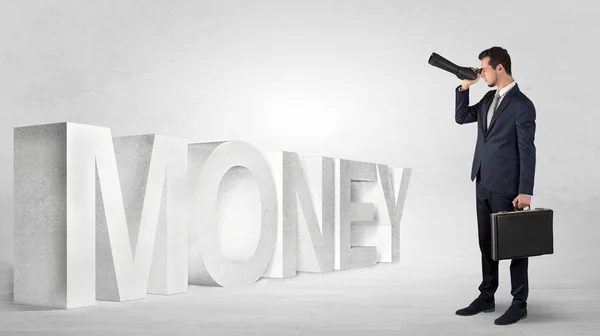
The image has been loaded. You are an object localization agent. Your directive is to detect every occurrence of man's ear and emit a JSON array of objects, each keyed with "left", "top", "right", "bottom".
[{"left": 497, "top": 64, "right": 504, "bottom": 73}]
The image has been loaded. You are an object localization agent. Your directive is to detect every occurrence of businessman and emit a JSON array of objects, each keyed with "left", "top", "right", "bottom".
[{"left": 454, "top": 46, "right": 536, "bottom": 326}]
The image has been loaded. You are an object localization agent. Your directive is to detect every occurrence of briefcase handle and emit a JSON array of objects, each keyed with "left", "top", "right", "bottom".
[{"left": 514, "top": 205, "right": 531, "bottom": 211}]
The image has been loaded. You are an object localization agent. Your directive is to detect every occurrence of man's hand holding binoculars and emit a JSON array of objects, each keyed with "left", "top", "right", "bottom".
[{"left": 460, "top": 67, "right": 481, "bottom": 91}]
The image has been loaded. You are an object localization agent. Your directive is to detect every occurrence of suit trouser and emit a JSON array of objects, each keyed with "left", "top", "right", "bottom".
[{"left": 475, "top": 176, "right": 528, "bottom": 308}]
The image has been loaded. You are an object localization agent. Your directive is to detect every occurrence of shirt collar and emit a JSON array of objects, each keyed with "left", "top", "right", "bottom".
[{"left": 498, "top": 80, "right": 517, "bottom": 97}]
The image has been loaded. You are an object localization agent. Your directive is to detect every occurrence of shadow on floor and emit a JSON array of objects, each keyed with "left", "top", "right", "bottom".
[
  {"left": 521, "top": 303, "right": 564, "bottom": 323},
  {"left": 0, "top": 301, "right": 60, "bottom": 312}
]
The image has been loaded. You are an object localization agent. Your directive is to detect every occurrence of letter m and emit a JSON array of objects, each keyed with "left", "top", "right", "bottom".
[{"left": 13, "top": 122, "right": 188, "bottom": 309}]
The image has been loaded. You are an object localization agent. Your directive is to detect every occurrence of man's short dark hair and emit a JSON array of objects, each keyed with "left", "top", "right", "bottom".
[{"left": 479, "top": 47, "right": 512, "bottom": 75}]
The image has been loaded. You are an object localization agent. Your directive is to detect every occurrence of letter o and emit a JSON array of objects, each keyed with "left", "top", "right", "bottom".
[{"left": 188, "top": 141, "right": 277, "bottom": 287}]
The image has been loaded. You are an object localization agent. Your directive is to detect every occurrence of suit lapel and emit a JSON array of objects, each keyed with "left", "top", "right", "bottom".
[
  {"left": 481, "top": 91, "right": 495, "bottom": 135},
  {"left": 486, "top": 83, "right": 519, "bottom": 135},
  {"left": 486, "top": 95, "right": 512, "bottom": 132}
]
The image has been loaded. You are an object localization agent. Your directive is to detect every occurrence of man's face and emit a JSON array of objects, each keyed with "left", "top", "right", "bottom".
[{"left": 480, "top": 57, "right": 498, "bottom": 87}]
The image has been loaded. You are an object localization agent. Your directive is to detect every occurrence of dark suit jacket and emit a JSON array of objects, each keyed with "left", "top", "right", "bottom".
[{"left": 455, "top": 83, "right": 536, "bottom": 195}]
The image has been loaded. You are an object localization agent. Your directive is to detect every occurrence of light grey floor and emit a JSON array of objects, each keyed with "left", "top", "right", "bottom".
[{"left": 1, "top": 260, "right": 598, "bottom": 335}]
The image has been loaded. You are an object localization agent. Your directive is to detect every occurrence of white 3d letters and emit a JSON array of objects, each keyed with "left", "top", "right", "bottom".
[
  {"left": 188, "top": 141, "right": 277, "bottom": 287},
  {"left": 261, "top": 152, "right": 297, "bottom": 278},
  {"left": 13, "top": 122, "right": 412, "bottom": 310},
  {"left": 262, "top": 153, "right": 335, "bottom": 278},
  {"left": 351, "top": 165, "right": 412, "bottom": 262},
  {"left": 95, "top": 133, "right": 188, "bottom": 301},
  {"left": 13, "top": 123, "right": 188, "bottom": 309},
  {"left": 334, "top": 159, "right": 379, "bottom": 270},
  {"left": 293, "top": 155, "right": 335, "bottom": 273}
]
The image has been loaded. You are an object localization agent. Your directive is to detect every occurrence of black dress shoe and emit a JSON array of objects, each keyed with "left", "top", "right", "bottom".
[
  {"left": 494, "top": 305, "right": 527, "bottom": 325},
  {"left": 455, "top": 298, "right": 495, "bottom": 316}
]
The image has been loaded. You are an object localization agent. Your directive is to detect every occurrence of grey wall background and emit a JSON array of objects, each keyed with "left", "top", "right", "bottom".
[{"left": 1, "top": 0, "right": 598, "bottom": 292}]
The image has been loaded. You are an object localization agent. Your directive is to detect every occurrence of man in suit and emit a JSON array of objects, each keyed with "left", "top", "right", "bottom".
[{"left": 454, "top": 46, "right": 536, "bottom": 325}]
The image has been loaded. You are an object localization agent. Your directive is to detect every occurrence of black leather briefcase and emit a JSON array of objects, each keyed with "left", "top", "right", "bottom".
[{"left": 490, "top": 206, "right": 554, "bottom": 261}]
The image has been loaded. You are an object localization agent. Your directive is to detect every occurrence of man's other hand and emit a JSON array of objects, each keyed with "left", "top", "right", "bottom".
[{"left": 512, "top": 194, "right": 531, "bottom": 209}]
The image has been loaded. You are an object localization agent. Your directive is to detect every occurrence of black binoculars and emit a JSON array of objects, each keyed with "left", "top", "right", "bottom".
[{"left": 428, "top": 52, "right": 481, "bottom": 80}]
